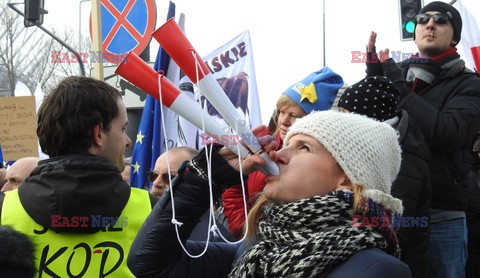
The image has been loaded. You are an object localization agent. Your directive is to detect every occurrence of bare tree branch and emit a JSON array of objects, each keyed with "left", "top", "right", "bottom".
[{"left": 0, "top": 0, "right": 82, "bottom": 96}]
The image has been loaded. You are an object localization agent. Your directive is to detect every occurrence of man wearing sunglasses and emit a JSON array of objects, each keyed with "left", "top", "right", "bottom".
[
  {"left": 148, "top": 146, "right": 198, "bottom": 197},
  {"left": 364, "top": 1, "right": 480, "bottom": 277}
]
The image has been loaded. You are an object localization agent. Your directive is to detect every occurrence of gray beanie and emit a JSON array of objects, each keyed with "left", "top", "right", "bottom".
[{"left": 284, "top": 110, "right": 403, "bottom": 213}]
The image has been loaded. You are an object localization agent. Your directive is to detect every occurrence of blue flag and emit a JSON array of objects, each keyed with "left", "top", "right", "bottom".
[{"left": 130, "top": 2, "right": 176, "bottom": 189}]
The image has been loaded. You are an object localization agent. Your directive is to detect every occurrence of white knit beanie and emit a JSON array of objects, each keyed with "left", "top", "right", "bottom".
[{"left": 284, "top": 110, "right": 403, "bottom": 214}]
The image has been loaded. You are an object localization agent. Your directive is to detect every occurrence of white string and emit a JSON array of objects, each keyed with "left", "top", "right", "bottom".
[
  {"left": 166, "top": 56, "right": 217, "bottom": 259},
  {"left": 158, "top": 80, "right": 174, "bottom": 201},
  {"left": 208, "top": 121, "right": 249, "bottom": 244},
  {"left": 193, "top": 51, "right": 217, "bottom": 248},
  {"left": 191, "top": 51, "right": 250, "bottom": 245},
  {"left": 161, "top": 51, "right": 253, "bottom": 259},
  {"left": 157, "top": 72, "right": 211, "bottom": 258},
  {"left": 157, "top": 74, "right": 181, "bottom": 227}
]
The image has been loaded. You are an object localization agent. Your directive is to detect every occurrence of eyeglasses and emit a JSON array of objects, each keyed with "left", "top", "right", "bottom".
[
  {"left": 146, "top": 171, "right": 176, "bottom": 183},
  {"left": 415, "top": 13, "right": 451, "bottom": 25}
]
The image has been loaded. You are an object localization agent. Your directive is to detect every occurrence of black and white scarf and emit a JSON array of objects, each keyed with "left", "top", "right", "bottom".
[{"left": 229, "top": 190, "right": 400, "bottom": 277}]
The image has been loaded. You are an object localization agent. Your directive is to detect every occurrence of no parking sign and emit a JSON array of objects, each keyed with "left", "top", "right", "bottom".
[{"left": 90, "top": 0, "right": 156, "bottom": 64}]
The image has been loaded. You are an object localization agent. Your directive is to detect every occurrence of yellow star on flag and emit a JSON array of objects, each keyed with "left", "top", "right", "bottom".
[
  {"left": 299, "top": 82, "right": 318, "bottom": 103},
  {"left": 132, "top": 162, "right": 140, "bottom": 173},
  {"left": 136, "top": 131, "right": 145, "bottom": 144}
]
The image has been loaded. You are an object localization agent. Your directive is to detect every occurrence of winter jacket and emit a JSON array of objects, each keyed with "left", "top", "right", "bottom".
[
  {"left": 466, "top": 139, "right": 480, "bottom": 277},
  {"left": 389, "top": 110, "right": 431, "bottom": 277},
  {"left": 0, "top": 154, "right": 156, "bottom": 277},
  {"left": 370, "top": 55, "right": 480, "bottom": 211},
  {"left": 128, "top": 147, "right": 411, "bottom": 277}
]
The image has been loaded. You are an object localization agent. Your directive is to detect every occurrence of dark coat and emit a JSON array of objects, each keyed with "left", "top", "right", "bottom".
[
  {"left": 390, "top": 110, "right": 431, "bottom": 277},
  {"left": 466, "top": 141, "right": 480, "bottom": 277},
  {"left": 373, "top": 57, "right": 480, "bottom": 211},
  {"left": 396, "top": 60, "right": 480, "bottom": 211}
]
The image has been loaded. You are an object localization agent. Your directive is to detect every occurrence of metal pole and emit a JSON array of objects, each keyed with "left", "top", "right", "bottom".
[
  {"left": 449, "top": 0, "right": 457, "bottom": 5},
  {"left": 7, "top": 3, "right": 86, "bottom": 76},
  {"left": 323, "top": 0, "right": 326, "bottom": 68},
  {"left": 79, "top": 0, "right": 91, "bottom": 55}
]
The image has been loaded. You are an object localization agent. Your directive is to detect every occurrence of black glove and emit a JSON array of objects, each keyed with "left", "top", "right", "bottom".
[
  {"left": 365, "top": 46, "right": 384, "bottom": 77},
  {"left": 382, "top": 59, "right": 411, "bottom": 100},
  {"left": 188, "top": 144, "right": 247, "bottom": 190}
]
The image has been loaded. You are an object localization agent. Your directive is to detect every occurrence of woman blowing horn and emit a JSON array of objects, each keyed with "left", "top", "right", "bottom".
[{"left": 127, "top": 110, "right": 411, "bottom": 277}]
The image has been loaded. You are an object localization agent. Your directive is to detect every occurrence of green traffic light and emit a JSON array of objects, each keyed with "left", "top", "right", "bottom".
[{"left": 405, "top": 21, "right": 415, "bottom": 33}]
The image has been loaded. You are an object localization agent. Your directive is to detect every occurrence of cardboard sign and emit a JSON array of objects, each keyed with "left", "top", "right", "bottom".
[{"left": 0, "top": 96, "right": 39, "bottom": 161}]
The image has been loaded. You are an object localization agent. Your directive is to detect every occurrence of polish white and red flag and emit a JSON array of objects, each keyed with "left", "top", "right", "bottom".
[{"left": 456, "top": 0, "right": 480, "bottom": 72}]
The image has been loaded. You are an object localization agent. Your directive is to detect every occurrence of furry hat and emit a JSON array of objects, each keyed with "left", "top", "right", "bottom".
[
  {"left": 338, "top": 76, "right": 399, "bottom": 121},
  {"left": 282, "top": 67, "right": 343, "bottom": 114},
  {"left": 0, "top": 226, "right": 36, "bottom": 277},
  {"left": 414, "top": 1, "right": 462, "bottom": 44},
  {"left": 284, "top": 110, "right": 403, "bottom": 213}
]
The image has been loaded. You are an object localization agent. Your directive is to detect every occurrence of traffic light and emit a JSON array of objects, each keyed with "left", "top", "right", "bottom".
[
  {"left": 24, "top": 0, "right": 47, "bottom": 27},
  {"left": 399, "top": 0, "right": 423, "bottom": 40}
]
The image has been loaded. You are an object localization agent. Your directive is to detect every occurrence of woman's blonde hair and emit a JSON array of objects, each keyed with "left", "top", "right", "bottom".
[
  {"left": 276, "top": 94, "right": 298, "bottom": 110},
  {"left": 245, "top": 194, "right": 269, "bottom": 240},
  {"left": 272, "top": 94, "right": 303, "bottom": 134},
  {"left": 352, "top": 184, "right": 364, "bottom": 213},
  {"left": 245, "top": 184, "right": 365, "bottom": 240}
]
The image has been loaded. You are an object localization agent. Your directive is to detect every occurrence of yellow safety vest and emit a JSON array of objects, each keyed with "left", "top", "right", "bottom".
[{"left": 2, "top": 188, "right": 151, "bottom": 278}]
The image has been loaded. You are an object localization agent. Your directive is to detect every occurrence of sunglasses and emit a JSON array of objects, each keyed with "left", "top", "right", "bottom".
[
  {"left": 415, "top": 13, "right": 451, "bottom": 25},
  {"left": 146, "top": 171, "right": 176, "bottom": 183}
]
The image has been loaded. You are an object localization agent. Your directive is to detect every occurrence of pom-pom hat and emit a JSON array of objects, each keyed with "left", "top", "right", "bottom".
[{"left": 284, "top": 110, "right": 403, "bottom": 213}]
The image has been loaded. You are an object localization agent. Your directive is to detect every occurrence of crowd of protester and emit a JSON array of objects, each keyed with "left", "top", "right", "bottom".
[{"left": 1, "top": 1, "right": 480, "bottom": 277}]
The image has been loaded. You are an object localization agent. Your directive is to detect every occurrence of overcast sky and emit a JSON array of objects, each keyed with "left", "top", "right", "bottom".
[{"left": 42, "top": 0, "right": 479, "bottom": 124}]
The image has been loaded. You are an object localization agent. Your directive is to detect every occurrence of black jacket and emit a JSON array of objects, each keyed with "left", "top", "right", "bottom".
[
  {"left": 371, "top": 57, "right": 480, "bottom": 211},
  {"left": 0, "top": 154, "right": 158, "bottom": 232},
  {"left": 468, "top": 146, "right": 480, "bottom": 219},
  {"left": 466, "top": 145, "right": 480, "bottom": 278},
  {"left": 389, "top": 110, "right": 431, "bottom": 277}
]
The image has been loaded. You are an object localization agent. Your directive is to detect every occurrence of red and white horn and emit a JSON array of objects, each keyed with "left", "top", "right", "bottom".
[
  {"left": 115, "top": 52, "right": 250, "bottom": 159},
  {"left": 152, "top": 19, "right": 279, "bottom": 175}
]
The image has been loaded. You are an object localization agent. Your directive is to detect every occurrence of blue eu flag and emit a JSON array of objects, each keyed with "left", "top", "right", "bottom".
[{"left": 130, "top": 2, "right": 176, "bottom": 189}]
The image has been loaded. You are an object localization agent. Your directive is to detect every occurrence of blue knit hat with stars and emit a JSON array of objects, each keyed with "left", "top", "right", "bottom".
[
  {"left": 338, "top": 76, "right": 399, "bottom": 121},
  {"left": 282, "top": 67, "right": 344, "bottom": 114}
]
